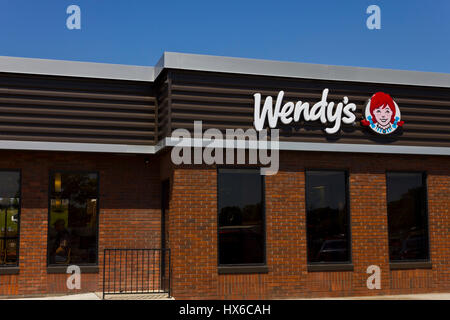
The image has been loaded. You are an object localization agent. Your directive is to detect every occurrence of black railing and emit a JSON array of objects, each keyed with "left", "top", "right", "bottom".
[{"left": 102, "top": 248, "right": 170, "bottom": 299}]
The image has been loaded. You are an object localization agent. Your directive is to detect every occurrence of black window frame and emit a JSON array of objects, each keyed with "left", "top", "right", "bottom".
[
  {"left": 217, "top": 167, "right": 267, "bottom": 274},
  {"left": 0, "top": 169, "right": 21, "bottom": 269},
  {"left": 385, "top": 171, "right": 431, "bottom": 265},
  {"left": 305, "top": 169, "right": 353, "bottom": 269},
  {"left": 47, "top": 170, "right": 100, "bottom": 267}
]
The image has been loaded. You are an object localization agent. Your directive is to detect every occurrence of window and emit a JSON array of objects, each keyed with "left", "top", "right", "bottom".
[
  {"left": 386, "top": 172, "right": 429, "bottom": 262},
  {"left": 0, "top": 171, "right": 20, "bottom": 267},
  {"left": 306, "top": 170, "right": 350, "bottom": 264},
  {"left": 48, "top": 172, "right": 99, "bottom": 265},
  {"left": 218, "top": 168, "right": 265, "bottom": 265}
]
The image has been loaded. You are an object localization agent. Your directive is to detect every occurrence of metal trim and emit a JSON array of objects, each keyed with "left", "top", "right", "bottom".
[
  {"left": 2, "top": 52, "right": 450, "bottom": 88},
  {"left": 389, "top": 261, "right": 432, "bottom": 270},
  {"left": 218, "top": 265, "right": 269, "bottom": 274},
  {"left": 0, "top": 266, "right": 20, "bottom": 275},
  {"left": 47, "top": 266, "right": 99, "bottom": 274},
  {"left": 0, "top": 138, "right": 449, "bottom": 156},
  {"left": 163, "top": 137, "right": 450, "bottom": 156},
  {"left": 0, "top": 140, "right": 156, "bottom": 154},
  {"left": 277, "top": 141, "right": 450, "bottom": 156},
  {"left": 0, "top": 56, "right": 154, "bottom": 82},
  {"left": 307, "top": 264, "right": 354, "bottom": 272},
  {"left": 159, "top": 52, "right": 450, "bottom": 88}
]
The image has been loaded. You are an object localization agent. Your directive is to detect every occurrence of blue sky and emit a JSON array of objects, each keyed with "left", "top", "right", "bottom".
[{"left": 1, "top": 0, "right": 449, "bottom": 72}]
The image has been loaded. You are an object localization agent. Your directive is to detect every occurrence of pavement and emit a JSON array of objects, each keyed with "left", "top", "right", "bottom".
[
  {"left": 6, "top": 293, "right": 102, "bottom": 300},
  {"left": 308, "top": 293, "right": 450, "bottom": 300},
  {"left": 3, "top": 292, "right": 173, "bottom": 300},
  {"left": 2, "top": 292, "right": 450, "bottom": 300}
]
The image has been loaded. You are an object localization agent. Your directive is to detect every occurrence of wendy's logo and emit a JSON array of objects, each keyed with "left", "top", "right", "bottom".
[{"left": 361, "top": 92, "right": 404, "bottom": 134}]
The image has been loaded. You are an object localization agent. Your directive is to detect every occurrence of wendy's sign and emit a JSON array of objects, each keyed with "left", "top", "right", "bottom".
[
  {"left": 253, "top": 89, "right": 403, "bottom": 135},
  {"left": 361, "top": 92, "right": 404, "bottom": 134},
  {"left": 253, "top": 89, "right": 357, "bottom": 134}
]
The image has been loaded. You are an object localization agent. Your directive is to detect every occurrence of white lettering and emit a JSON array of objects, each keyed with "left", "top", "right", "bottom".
[
  {"left": 253, "top": 91, "right": 284, "bottom": 131},
  {"left": 253, "top": 88, "right": 357, "bottom": 134},
  {"left": 279, "top": 101, "right": 295, "bottom": 124}
]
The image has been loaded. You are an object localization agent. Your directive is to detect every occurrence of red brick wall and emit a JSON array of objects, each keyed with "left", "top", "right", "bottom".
[
  {"left": 1, "top": 149, "right": 448, "bottom": 299},
  {"left": 0, "top": 151, "right": 161, "bottom": 297},
  {"left": 167, "top": 151, "right": 450, "bottom": 299}
]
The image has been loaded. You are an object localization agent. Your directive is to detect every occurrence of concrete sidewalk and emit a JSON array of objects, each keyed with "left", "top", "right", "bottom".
[
  {"left": 4, "top": 292, "right": 173, "bottom": 300},
  {"left": 308, "top": 293, "right": 450, "bottom": 300},
  {"left": 7, "top": 293, "right": 101, "bottom": 300},
  {"left": 3, "top": 292, "right": 450, "bottom": 300}
]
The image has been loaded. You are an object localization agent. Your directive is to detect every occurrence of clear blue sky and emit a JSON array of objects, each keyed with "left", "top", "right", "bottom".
[{"left": 1, "top": 0, "right": 449, "bottom": 73}]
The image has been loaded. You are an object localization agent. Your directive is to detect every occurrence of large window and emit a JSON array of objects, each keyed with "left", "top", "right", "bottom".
[
  {"left": 48, "top": 172, "right": 99, "bottom": 265},
  {"left": 0, "top": 171, "right": 20, "bottom": 267},
  {"left": 218, "top": 168, "right": 265, "bottom": 265},
  {"left": 306, "top": 170, "right": 350, "bottom": 264},
  {"left": 386, "top": 172, "right": 429, "bottom": 262}
]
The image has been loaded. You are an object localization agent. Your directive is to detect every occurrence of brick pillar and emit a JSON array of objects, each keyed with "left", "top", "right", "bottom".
[
  {"left": 349, "top": 171, "right": 390, "bottom": 296},
  {"left": 169, "top": 166, "right": 219, "bottom": 299}
]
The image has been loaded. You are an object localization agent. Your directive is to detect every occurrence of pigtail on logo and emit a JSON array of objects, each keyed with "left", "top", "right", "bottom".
[{"left": 361, "top": 119, "right": 371, "bottom": 127}]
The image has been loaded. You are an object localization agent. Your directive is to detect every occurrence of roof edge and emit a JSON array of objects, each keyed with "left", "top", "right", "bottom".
[
  {"left": 159, "top": 52, "right": 450, "bottom": 88},
  {"left": 0, "top": 56, "right": 154, "bottom": 82},
  {"left": 1, "top": 52, "right": 450, "bottom": 88}
]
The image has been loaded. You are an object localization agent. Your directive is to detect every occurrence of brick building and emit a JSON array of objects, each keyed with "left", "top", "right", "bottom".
[{"left": 0, "top": 53, "right": 448, "bottom": 299}]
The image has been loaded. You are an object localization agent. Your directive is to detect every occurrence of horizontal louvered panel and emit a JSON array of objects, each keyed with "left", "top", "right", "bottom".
[
  {"left": 171, "top": 84, "right": 450, "bottom": 106},
  {"left": 0, "top": 105, "right": 154, "bottom": 120},
  {"left": 157, "top": 76, "right": 171, "bottom": 140},
  {"left": 171, "top": 112, "right": 450, "bottom": 133},
  {"left": 171, "top": 101, "right": 450, "bottom": 121},
  {"left": 0, "top": 73, "right": 155, "bottom": 145},
  {"left": 0, "top": 87, "right": 154, "bottom": 102},
  {"left": 171, "top": 94, "right": 450, "bottom": 117},
  {"left": 165, "top": 70, "right": 450, "bottom": 148},
  {"left": 0, "top": 97, "right": 155, "bottom": 112},
  {"left": 0, "top": 124, "right": 154, "bottom": 137},
  {"left": 0, "top": 133, "right": 153, "bottom": 145},
  {"left": 170, "top": 71, "right": 450, "bottom": 99},
  {"left": 0, "top": 115, "right": 151, "bottom": 128},
  {"left": 0, "top": 72, "right": 150, "bottom": 94}
]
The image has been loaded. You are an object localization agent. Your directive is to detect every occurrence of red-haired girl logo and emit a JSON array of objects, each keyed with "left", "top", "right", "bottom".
[{"left": 361, "top": 92, "right": 404, "bottom": 134}]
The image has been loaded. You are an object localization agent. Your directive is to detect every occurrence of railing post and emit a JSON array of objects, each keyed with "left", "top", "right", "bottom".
[
  {"left": 168, "top": 248, "right": 171, "bottom": 298},
  {"left": 102, "top": 249, "right": 106, "bottom": 299}
]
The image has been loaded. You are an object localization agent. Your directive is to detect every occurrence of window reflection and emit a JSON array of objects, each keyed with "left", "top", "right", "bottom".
[
  {"left": 0, "top": 171, "right": 20, "bottom": 266},
  {"left": 48, "top": 172, "right": 98, "bottom": 265},
  {"left": 387, "top": 172, "right": 429, "bottom": 262},
  {"left": 306, "top": 171, "right": 350, "bottom": 263},
  {"left": 218, "top": 169, "right": 265, "bottom": 265}
]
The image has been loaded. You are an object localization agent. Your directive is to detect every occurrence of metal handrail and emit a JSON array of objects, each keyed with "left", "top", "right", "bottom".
[{"left": 102, "top": 248, "right": 171, "bottom": 299}]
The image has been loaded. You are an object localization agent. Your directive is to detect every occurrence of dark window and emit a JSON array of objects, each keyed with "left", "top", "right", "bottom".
[
  {"left": 0, "top": 171, "right": 20, "bottom": 267},
  {"left": 218, "top": 168, "right": 265, "bottom": 265},
  {"left": 386, "top": 172, "right": 429, "bottom": 262},
  {"left": 48, "top": 172, "right": 99, "bottom": 265},
  {"left": 306, "top": 170, "right": 350, "bottom": 264}
]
